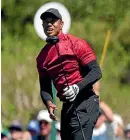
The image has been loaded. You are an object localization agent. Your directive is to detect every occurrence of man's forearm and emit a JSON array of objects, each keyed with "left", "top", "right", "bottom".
[
  {"left": 40, "top": 91, "right": 53, "bottom": 107},
  {"left": 77, "top": 60, "right": 102, "bottom": 91}
]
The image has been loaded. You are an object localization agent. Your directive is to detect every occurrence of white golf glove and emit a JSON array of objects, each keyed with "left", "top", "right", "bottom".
[{"left": 63, "top": 84, "right": 79, "bottom": 102}]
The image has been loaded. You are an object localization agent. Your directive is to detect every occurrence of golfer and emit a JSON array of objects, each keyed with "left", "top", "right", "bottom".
[{"left": 36, "top": 8, "right": 102, "bottom": 140}]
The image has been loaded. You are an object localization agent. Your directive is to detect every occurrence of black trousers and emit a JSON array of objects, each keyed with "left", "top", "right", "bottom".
[{"left": 60, "top": 91, "right": 99, "bottom": 140}]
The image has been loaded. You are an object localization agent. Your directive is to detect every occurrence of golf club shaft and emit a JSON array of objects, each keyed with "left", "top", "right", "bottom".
[{"left": 55, "top": 44, "right": 86, "bottom": 140}]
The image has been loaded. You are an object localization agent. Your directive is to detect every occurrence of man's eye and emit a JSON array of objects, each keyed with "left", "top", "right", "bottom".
[
  {"left": 43, "top": 19, "right": 57, "bottom": 24},
  {"left": 49, "top": 19, "right": 56, "bottom": 23}
]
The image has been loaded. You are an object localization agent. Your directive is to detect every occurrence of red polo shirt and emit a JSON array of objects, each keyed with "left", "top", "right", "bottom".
[{"left": 37, "top": 33, "right": 96, "bottom": 97}]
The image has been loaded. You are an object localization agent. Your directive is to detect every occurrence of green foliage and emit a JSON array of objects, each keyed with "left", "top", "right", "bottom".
[{"left": 1, "top": 0, "right": 130, "bottom": 127}]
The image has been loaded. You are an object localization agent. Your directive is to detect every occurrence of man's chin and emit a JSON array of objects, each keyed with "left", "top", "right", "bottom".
[
  {"left": 46, "top": 32, "right": 57, "bottom": 37},
  {"left": 47, "top": 34, "right": 56, "bottom": 37}
]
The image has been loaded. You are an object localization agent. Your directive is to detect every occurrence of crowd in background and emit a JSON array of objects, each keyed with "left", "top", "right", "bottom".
[
  {"left": 1, "top": 83, "right": 130, "bottom": 140},
  {"left": 1, "top": 110, "right": 61, "bottom": 140},
  {"left": 1, "top": 105, "right": 130, "bottom": 140}
]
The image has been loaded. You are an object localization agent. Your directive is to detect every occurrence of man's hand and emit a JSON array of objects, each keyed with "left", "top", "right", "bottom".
[
  {"left": 63, "top": 84, "right": 79, "bottom": 102},
  {"left": 47, "top": 101, "right": 57, "bottom": 121}
]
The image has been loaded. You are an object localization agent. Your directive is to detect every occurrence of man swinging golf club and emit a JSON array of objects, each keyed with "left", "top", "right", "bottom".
[{"left": 36, "top": 8, "right": 102, "bottom": 140}]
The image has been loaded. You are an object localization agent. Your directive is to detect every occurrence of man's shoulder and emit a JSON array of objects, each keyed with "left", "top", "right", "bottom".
[
  {"left": 36, "top": 44, "right": 50, "bottom": 62},
  {"left": 67, "top": 34, "right": 79, "bottom": 41},
  {"left": 67, "top": 34, "right": 87, "bottom": 44},
  {"left": 66, "top": 34, "right": 93, "bottom": 52}
]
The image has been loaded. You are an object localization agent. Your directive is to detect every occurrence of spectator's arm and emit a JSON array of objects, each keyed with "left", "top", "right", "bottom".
[
  {"left": 93, "top": 81, "right": 101, "bottom": 96},
  {"left": 100, "top": 101, "right": 114, "bottom": 122}
]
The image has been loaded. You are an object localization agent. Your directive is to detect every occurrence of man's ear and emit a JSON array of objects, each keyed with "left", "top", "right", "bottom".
[{"left": 60, "top": 20, "right": 64, "bottom": 29}]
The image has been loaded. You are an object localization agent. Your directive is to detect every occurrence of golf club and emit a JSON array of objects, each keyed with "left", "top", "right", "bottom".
[{"left": 52, "top": 37, "right": 86, "bottom": 140}]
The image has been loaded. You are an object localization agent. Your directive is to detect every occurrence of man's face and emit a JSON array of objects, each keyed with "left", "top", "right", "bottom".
[
  {"left": 126, "top": 131, "right": 130, "bottom": 138},
  {"left": 39, "top": 120, "right": 52, "bottom": 136},
  {"left": 1, "top": 134, "right": 8, "bottom": 140},
  {"left": 10, "top": 129, "right": 23, "bottom": 140},
  {"left": 1, "top": 136, "right": 8, "bottom": 140},
  {"left": 42, "top": 14, "right": 64, "bottom": 37}
]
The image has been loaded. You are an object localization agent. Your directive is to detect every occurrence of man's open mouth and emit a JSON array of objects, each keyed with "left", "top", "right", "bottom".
[{"left": 47, "top": 28, "right": 53, "bottom": 31}]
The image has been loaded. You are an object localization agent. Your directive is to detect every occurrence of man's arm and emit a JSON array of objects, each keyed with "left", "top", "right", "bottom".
[
  {"left": 62, "top": 60, "right": 102, "bottom": 102},
  {"left": 39, "top": 76, "right": 53, "bottom": 107},
  {"left": 37, "top": 50, "right": 57, "bottom": 120},
  {"left": 62, "top": 40, "right": 102, "bottom": 102},
  {"left": 73, "top": 40, "right": 102, "bottom": 92},
  {"left": 77, "top": 60, "right": 102, "bottom": 92},
  {"left": 39, "top": 76, "right": 57, "bottom": 121}
]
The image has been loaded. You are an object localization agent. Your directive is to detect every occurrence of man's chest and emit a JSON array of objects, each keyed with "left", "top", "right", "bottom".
[
  {"left": 44, "top": 41, "right": 75, "bottom": 67},
  {"left": 42, "top": 41, "right": 79, "bottom": 78}
]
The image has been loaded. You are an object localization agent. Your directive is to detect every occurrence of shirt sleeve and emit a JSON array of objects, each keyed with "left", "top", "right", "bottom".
[
  {"left": 77, "top": 60, "right": 102, "bottom": 91},
  {"left": 74, "top": 40, "right": 97, "bottom": 66},
  {"left": 39, "top": 74, "right": 53, "bottom": 106},
  {"left": 37, "top": 59, "right": 53, "bottom": 105}
]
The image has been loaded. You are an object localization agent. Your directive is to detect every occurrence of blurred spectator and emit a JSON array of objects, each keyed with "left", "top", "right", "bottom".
[
  {"left": 93, "top": 81, "right": 124, "bottom": 139},
  {"left": 100, "top": 102, "right": 125, "bottom": 139},
  {"left": 1, "top": 134, "right": 8, "bottom": 140},
  {"left": 93, "top": 101, "right": 125, "bottom": 140},
  {"left": 22, "top": 131, "right": 32, "bottom": 140},
  {"left": 92, "top": 109, "right": 108, "bottom": 140},
  {"left": 92, "top": 101, "right": 115, "bottom": 140},
  {"left": 124, "top": 123, "right": 130, "bottom": 139},
  {"left": 27, "top": 120, "right": 40, "bottom": 136},
  {"left": 93, "top": 81, "right": 101, "bottom": 96},
  {"left": 32, "top": 110, "right": 52, "bottom": 140},
  {"left": 1, "top": 128, "right": 10, "bottom": 140},
  {"left": 111, "top": 114, "right": 124, "bottom": 139},
  {"left": 8, "top": 120, "right": 23, "bottom": 140},
  {"left": 22, "top": 119, "right": 40, "bottom": 140},
  {"left": 55, "top": 121, "right": 61, "bottom": 140}
]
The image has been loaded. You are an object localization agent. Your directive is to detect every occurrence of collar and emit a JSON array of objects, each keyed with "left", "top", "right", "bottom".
[{"left": 58, "top": 32, "right": 66, "bottom": 41}]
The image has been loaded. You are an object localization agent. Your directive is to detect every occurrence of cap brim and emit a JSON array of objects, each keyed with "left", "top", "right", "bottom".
[
  {"left": 8, "top": 126, "right": 22, "bottom": 131},
  {"left": 38, "top": 118, "right": 52, "bottom": 123},
  {"left": 27, "top": 128, "right": 38, "bottom": 132}
]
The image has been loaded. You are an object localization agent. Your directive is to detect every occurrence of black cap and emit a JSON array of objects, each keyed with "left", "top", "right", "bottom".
[{"left": 40, "top": 8, "right": 62, "bottom": 20}]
